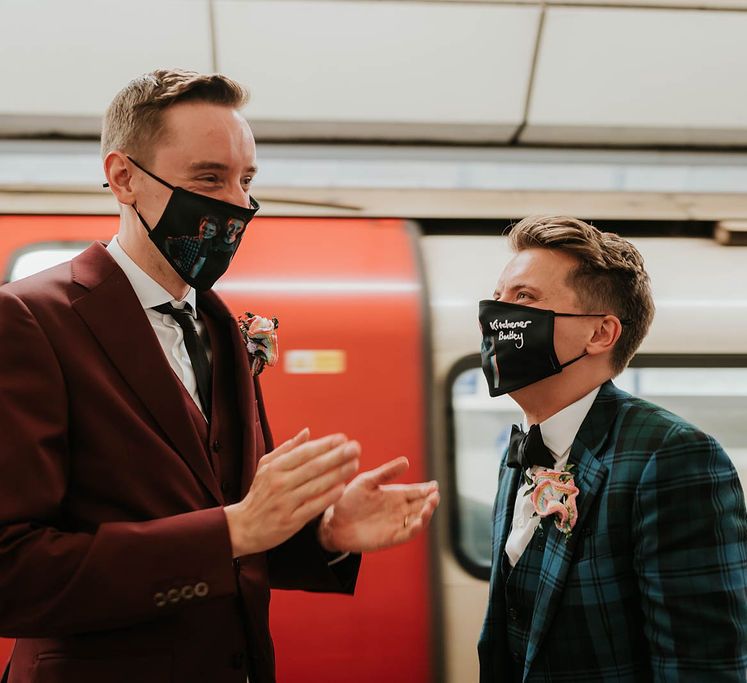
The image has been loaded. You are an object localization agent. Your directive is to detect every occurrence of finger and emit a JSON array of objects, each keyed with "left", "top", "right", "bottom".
[
  {"left": 291, "top": 482, "right": 347, "bottom": 528},
  {"left": 361, "top": 457, "right": 409, "bottom": 488},
  {"left": 400, "top": 495, "right": 439, "bottom": 541},
  {"left": 415, "top": 491, "right": 440, "bottom": 528},
  {"left": 285, "top": 440, "right": 361, "bottom": 490},
  {"left": 260, "top": 427, "right": 310, "bottom": 464},
  {"left": 290, "top": 457, "right": 360, "bottom": 508},
  {"left": 380, "top": 481, "right": 439, "bottom": 502},
  {"left": 388, "top": 516, "right": 425, "bottom": 547},
  {"left": 275, "top": 432, "right": 349, "bottom": 471},
  {"left": 404, "top": 481, "right": 439, "bottom": 502}
]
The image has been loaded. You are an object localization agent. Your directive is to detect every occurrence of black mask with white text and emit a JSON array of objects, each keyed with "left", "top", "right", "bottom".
[
  {"left": 128, "top": 156, "right": 259, "bottom": 291},
  {"left": 478, "top": 299, "right": 616, "bottom": 397}
]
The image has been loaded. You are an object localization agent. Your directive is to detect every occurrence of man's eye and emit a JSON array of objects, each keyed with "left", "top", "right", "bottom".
[
  {"left": 199, "top": 175, "right": 219, "bottom": 183},
  {"left": 241, "top": 176, "right": 253, "bottom": 188},
  {"left": 516, "top": 291, "right": 532, "bottom": 300}
]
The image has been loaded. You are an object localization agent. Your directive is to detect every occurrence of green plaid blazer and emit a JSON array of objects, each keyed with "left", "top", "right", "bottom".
[{"left": 479, "top": 380, "right": 747, "bottom": 682}]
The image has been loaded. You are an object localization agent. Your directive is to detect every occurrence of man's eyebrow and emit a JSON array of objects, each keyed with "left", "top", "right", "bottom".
[
  {"left": 493, "top": 283, "right": 542, "bottom": 297},
  {"left": 188, "top": 161, "right": 259, "bottom": 174}
]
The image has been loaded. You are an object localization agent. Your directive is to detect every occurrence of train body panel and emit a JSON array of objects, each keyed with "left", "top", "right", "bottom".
[{"left": 0, "top": 216, "right": 432, "bottom": 682}]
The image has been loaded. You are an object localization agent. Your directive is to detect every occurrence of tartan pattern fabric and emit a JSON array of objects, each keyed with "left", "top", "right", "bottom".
[
  {"left": 504, "top": 519, "right": 551, "bottom": 681},
  {"left": 479, "top": 380, "right": 747, "bottom": 682}
]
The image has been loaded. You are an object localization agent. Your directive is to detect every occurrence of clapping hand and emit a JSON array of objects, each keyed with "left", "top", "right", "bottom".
[{"left": 318, "top": 457, "right": 440, "bottom": 553}]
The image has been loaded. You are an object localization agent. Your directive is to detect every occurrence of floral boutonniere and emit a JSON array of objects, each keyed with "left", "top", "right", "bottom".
[
  {"left": 237, "top": 312, "right": 279, "bottom": 376},
  {"left": 523, "top": 464, "right": 579, "bottom": 539}
]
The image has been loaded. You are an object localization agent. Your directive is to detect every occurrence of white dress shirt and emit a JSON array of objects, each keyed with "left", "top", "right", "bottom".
[
  {"left": 106, "top": 236, "right": 209, "bottom": 418},
  {"left": 504, "top": 386, "right": 601, "bottom": 567}
]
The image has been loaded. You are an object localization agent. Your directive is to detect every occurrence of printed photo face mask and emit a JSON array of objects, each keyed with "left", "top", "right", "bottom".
[
  {"left": 128, "top": 156, "right": 260, "bottom": 291},
  {"left": 478, "top": 299, "right": 614, "bottom": 397}
]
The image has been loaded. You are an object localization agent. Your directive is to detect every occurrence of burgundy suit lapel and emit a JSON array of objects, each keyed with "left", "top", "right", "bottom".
[
  {"left": 71, "top": 243, "right": 222, "bottom": 505},
  {"left": 197, "top": 291, "right": 259, "bottom": 493}
]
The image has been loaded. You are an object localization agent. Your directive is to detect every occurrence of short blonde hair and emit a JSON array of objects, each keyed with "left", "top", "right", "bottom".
[
  {"left": 508, "top": 215, "right": 655, "bottom": 375},
  {"left": 101, "top": 69, "right": 248, "bottom": 163}
]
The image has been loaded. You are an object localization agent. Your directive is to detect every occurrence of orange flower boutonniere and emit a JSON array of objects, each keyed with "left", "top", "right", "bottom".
[{"left": 237, "top": 312, "right": 279, "bottom": 376}]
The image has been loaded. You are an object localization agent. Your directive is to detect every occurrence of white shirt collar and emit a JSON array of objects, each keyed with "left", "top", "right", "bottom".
[
  {"left": 524, "top": 386, "right": 601, "bottom": 460},
  {"left": 106, "top": 236, "right": 196, "bottom": 316}
]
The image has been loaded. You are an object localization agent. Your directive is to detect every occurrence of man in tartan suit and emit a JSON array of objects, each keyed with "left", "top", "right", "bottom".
[{"left": 478, "top": 216, "right": 747, "bottom": 682}]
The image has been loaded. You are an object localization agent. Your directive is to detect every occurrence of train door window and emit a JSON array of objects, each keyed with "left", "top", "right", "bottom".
[
  {"left": 6, "top": 243, "right": 88, "bottom": 282},
  {"left": 448, "top": 355, "right": 747, "bottom": 579}
]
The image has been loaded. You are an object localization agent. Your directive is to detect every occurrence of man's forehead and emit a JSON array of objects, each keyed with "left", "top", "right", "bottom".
[
  {"left": 496, "top": 249, "right": 577, "bottom": 291},
  {"left": 156, "top": 103, "right": 256, "bottom": 169}
]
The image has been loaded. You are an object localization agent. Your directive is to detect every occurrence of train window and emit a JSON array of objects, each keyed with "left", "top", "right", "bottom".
[
  {"left": 448, "top": 355, "right": 747, "bottom": 579},
  {"left": 6, "top": 243, "right": 88, "bottom": 282}
]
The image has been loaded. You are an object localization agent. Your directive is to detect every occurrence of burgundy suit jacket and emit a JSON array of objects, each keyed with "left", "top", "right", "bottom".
[{"left": 0, "top": 243, "right": 358, "bottom": 683}]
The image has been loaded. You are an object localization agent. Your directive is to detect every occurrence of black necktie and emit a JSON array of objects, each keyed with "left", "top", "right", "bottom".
[
  {"left": 153, "top": 302, "right": 212, "bottom": 417},
  {"left": 506, "top": 424, "right": 555, "bottom": 470}
]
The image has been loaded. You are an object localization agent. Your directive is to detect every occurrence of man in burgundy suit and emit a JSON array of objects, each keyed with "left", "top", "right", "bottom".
[{"left": 0, "top": 70, "right": 439, "bottom": 683}]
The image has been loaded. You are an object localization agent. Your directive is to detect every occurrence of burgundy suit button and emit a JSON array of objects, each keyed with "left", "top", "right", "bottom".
[
  {"left": 167, "top": 588, "right": 180, "bottom": 604},
  {"left": 195, "top": 581, "right": 209, "bottom": 598},
  {"left": 181, "top": 585, "right": 195, "bottom": 600},
  {"left": 153, "top": 592, "right": 167, "bottom": 608},
  {"left": 212, "top": 440, "right": 221, "bottom": 452}
]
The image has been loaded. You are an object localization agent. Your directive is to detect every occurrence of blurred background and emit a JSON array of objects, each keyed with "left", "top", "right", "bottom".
[{"left": 1, "top": 1, "right": 746, "bottom": 681}]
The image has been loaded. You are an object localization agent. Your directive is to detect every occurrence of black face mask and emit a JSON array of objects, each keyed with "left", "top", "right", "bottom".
[
  {"left": 127, "top": 156, "right": 259, "bottom": 291},
  {"left": 478, "top": 299, "right": 623, "bottom": 397}
]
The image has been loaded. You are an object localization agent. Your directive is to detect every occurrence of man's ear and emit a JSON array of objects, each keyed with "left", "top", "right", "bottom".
[
  {"left": 103, "top": 151, "right": 136, "bottom": 206},
  {"left": 586, "top": 315, "right": 623, "bottom": 357}
]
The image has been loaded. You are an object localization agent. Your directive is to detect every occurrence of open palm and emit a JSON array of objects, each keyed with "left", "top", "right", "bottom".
[{"left": 319, "top": 457, "right": 440, "bottom": 553}]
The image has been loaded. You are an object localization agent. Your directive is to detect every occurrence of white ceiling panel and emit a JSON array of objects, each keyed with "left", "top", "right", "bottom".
[
  {"left": 0, "top": 0, "right": 213, "bottom": 134},
  {"left": 215, "top": 0, "right": 540, "bottom": 142},
  {"left": 524, "top": 7, "right": 747, "bottom": 146}
]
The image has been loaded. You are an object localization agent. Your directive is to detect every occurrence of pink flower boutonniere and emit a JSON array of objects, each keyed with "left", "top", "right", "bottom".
[
  {"left": 525, "top": 465, "right": 579, "bottom": 539},
  {"left": 237, "top": 312, "right": 279, "bottom": 376}
]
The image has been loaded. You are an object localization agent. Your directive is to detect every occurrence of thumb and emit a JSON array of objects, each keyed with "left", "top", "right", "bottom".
[{"left": 362, "top": 457, "right": 410, "bottom": 488}]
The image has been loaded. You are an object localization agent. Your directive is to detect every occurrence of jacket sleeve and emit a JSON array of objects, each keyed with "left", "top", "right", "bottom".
[
  {"left": 0, "top": 290, "right": 237, "bottom": 637},
  {"left": 633, "top": 422, "right": 747, "bottom": 681}
]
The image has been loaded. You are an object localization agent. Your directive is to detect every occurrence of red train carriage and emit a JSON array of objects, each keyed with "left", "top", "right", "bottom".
[{"left": 0, "top": 215, "right": 434, "bottom": 683}]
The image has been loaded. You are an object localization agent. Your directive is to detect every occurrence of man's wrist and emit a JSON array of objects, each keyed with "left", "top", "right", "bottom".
[
  {"left": 224, "top": 503, "right": 253, "bottom": 558},
  {"left": 317, "top": 506, "right": 343, "bottom": 553}
]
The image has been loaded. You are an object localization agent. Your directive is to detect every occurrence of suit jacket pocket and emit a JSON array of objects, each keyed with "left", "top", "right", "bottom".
[{"left": 31, "top": 651, "right": 172, "bottom": 683}]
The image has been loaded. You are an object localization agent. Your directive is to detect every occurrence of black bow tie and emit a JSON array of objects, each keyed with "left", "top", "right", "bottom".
[{"left": 507, "top": 424, "right": 555, "bottom": 470}]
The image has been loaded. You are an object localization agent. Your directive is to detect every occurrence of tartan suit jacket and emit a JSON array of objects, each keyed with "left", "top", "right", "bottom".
[{"left": 479, "top": 380, "right": 747, "bottom": 682}]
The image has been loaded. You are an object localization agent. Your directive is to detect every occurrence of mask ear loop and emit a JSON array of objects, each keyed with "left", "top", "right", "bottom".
[
  {"left": 126, "top": 155, "right": 177, "bottom": 191},
  {"left": 553, "top": 313, "right": 631, "bottom": 369},
  {"left": 123, "top": 155, "right": 178, "bottom": 234}
]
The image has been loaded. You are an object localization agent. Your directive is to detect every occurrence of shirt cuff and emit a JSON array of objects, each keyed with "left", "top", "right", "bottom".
[{"left": 326, "top": 551, "right": 351, "bottom": 567}]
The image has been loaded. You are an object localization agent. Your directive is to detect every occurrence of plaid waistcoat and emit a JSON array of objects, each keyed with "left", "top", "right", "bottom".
[{"left": 503, "top": 522, "right": 549, "bottom": 682}]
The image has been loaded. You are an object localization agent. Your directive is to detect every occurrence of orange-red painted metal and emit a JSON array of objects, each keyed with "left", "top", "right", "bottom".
[{"left": 0, "top": 215, "right": 431, "bottom": 682}]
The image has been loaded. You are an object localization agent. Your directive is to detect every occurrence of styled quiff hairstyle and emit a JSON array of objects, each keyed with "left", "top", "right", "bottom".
[
  {"left": 508, "top": 215, "right": 655, "bottom": 375},
  {"left": 101, "top": 69, "right": 248, "bottom": 163}
]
